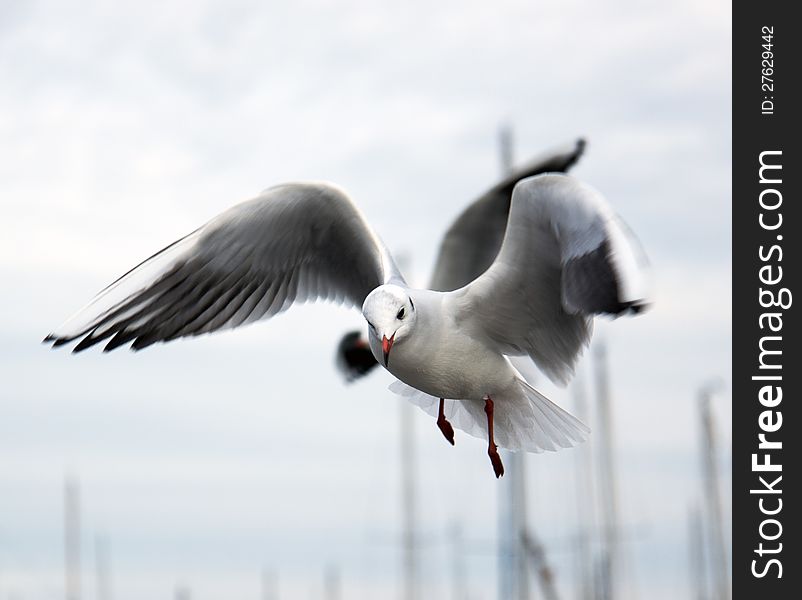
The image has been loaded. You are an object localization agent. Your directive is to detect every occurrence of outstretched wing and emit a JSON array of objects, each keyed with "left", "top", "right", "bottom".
[
  {"left": 429, "top": 138, "right": 585, "bottom": 291},
  {"left": 45, "top": 182, "right": 404, "bottom": 352},
  {"left": 454, "top": 173, "right": 649, "bottom": 385}
]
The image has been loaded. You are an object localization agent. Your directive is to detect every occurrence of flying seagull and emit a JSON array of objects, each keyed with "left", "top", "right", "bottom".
[
  {"left": 336, "top": 138, "right": 586, "bottom": 383},
  {"left": 45, "top": 172, "right": 648, "bottom": 477}
]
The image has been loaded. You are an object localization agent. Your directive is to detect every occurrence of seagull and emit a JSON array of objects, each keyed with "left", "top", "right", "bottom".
[
  {"left": 336, "top": 138, "right": 586, "bottom": 382},
  {"left": 45, "top": 171, "right": 648, "bottom": 478}
]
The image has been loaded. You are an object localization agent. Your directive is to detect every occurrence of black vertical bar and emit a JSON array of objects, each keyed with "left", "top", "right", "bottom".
[{"left": 733, "top": 2, "right": 799, "bottom": 598}]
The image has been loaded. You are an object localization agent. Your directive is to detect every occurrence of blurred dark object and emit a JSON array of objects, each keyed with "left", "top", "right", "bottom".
[{"left": 337, "top": 330, "right": 381, "bottom": 381}]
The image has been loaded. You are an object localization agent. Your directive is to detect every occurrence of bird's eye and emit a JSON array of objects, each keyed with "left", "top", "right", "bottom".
[{"left": 396, "top": 307, "right": 405, "bottom": 320}]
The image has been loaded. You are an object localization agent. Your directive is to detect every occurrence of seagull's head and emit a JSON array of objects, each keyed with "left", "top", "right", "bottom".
[{"left": 362, "top": 284, "right": 417, "bottom": 369}]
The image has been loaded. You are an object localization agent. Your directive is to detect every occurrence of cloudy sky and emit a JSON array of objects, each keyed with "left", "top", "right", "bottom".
[{"left": 0, "top": 1, "right": 730, "bottom": 598}]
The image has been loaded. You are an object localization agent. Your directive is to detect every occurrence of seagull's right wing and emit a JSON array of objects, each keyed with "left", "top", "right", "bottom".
[
  {"left": 45, "top": 182, "right": 404, "bottom": 352},
  {"left": 429, "top": 138, "right": 585, "bottom": 291}
]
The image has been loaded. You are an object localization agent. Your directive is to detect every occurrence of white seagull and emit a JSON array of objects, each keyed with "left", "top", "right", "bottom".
[
  {"left": 336, "top": 138, "right": 586, "bottom": 382},
  {"left": 46, "top": 172, "right": 648, "bottom": 477}
]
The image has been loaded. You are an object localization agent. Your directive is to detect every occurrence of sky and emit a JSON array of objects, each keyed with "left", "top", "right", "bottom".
[{"left": 0, "top": 1, "right": 731, "bottom": 599}]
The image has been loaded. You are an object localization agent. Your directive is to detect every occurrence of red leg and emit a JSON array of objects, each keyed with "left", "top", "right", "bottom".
[
  {"left": 484, "top": 396, "right": 504, "bottom": 478},
  {"left": 436, "top": 398, "right": 455, "bottom": 446}
]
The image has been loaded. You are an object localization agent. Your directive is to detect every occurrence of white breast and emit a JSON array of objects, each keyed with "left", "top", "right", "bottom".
[{"left": 373, "top": 292, "right": 519, "bottom": 401}]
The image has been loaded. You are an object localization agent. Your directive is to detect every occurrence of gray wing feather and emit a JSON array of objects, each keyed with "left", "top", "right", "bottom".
[
  {"left": 429, "top": 138, "right": 585, "bottom": 291},
  {"left": 455, "top": 173, "right": 649, "bottom": 384},
  {"left": 46, "top": 182, "right": 404, "bottom": 352}
]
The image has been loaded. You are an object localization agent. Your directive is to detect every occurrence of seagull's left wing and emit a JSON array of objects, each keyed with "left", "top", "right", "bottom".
[
  {"left": 454, "top": 174, "right": 649, "bottom": 384},
  {"left": 45, "top": 182, "right": 404, "bottom": 352}
]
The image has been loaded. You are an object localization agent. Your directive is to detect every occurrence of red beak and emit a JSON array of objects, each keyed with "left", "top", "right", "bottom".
[{"left": 382, "top": 334, "right": 395, "bottom": 367}]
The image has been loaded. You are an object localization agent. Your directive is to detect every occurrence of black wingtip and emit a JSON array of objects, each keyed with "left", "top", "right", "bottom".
[
  {"left": 624, "top": 300, "right": 650, "bottom": 315},
  {"left": 573, "top": 137, "right": 587, "bottom": 159},
  {"left": 102, "top": 329, "right": 137, "bottom": 353},
  {"left": 563, "top": 138, "right": 587, "bottom": 172},
  {"left": 607, "top": 299, "right": 650, "bottom": 317},
  {"left": 130, "top": 334, "right": 159, "bottom": 351}
]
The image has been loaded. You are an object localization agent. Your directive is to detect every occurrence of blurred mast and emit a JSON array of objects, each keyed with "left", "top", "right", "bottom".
[
  {"left": 95, "top": 535, "right": 112, "bottom": 600},
  {"left": 699, "top": 385, "right": 729, "bottom": 600},
  {"left": 572, "top": 371, "right": 597, "bottom": 600},
  {"left": 401, "top": 398, "right": 419, "bottom": 600},
  {"left": 593, "top": 341, "right": 620, "bottom": 600},
  {"left": 511, "top": 454, "right": 531, "bottom": 600},
  {"left": 496, "top": 123, "right": 516, "bottom": 600},
  {"left": 449, "top": 521, "right": 468, "bottom": 600},
  {"left": 64, "top": 476, "right": 81, "bottom": 600},
  {"left": 688, "top": 505, "right": 707, "bottom": 600},
  {"left": 395, "top": 251, "right": 420, "bottom": 600},
  {"left": 324, "top": 564, "right": 341, "bottom": 600},
  {"left": 261, "top": 567, "right": 278, "bottom": 600},
  {"left": 521, "top": 531, "right": 560, "bottom": 600},
  {"left": 497, "top": 124, "right": 560, "bottom": 600},
  {"left": 499, "top": 126, "right": 515, "bottom": 178},
  {"left": 174, "top": 586, "right": 191, "bottom": 600}
]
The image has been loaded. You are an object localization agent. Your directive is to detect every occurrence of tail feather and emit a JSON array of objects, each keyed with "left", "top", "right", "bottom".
[{"left": 389, "top": 377, "right": 589, "bottom": 453}]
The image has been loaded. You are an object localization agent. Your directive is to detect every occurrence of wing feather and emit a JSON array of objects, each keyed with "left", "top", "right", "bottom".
[
  {"left": 455, "top": 173, "right": 649, "bottom": 384},
  {"left": 46, "top": 182, "right": 404, "bottom": 352},
  {"left": 429, "top": 138, "right": 586, "bottom": 292}
]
